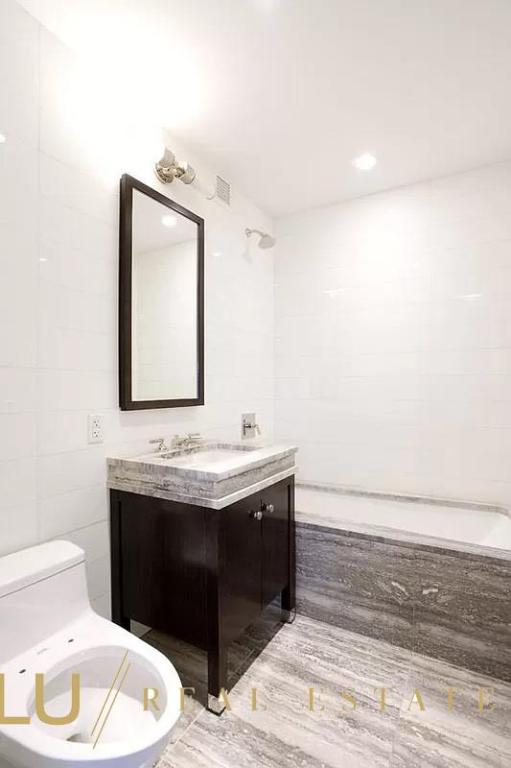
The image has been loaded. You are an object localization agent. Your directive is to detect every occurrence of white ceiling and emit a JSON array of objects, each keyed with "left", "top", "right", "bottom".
[{"left": 19, "top": 0, "right": 511, "bottom": 216}]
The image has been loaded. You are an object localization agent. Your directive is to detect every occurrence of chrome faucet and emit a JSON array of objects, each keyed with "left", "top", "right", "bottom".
[
  {"left": 171, "top": 433, "right": 203, "bottom": 449},
  {"left": 149, "top": 437, "right": 169, "bottom": 452},
  {"left": 241, "top": 414, "right": 260, "bottom": 439}
]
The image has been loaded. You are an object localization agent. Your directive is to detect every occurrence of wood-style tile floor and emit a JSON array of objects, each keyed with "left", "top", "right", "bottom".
[{"left": 152, "top": 615, "right": 511, "bottom": 768}]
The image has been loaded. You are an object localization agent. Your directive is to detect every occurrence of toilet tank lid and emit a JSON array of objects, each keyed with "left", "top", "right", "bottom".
[{"left": 0, "top": 541, "right": 85, "bottom": 599}]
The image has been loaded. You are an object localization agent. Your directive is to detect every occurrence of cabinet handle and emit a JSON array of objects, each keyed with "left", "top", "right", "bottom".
[
  {"left": 250, "top": 510, "right": 263, "bottom": 521},
  {"left": 262, "top": 503, "right": 275, "bottom": 514}
]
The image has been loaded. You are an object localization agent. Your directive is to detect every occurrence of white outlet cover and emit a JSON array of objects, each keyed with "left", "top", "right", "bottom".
[{"left": 88, "top": 414, "right": 103, "bottom": 444}]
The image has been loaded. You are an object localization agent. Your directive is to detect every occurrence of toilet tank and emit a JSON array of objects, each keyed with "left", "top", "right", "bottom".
[{"left": 0, "top": 541, "right": 91, "bottom": 665}]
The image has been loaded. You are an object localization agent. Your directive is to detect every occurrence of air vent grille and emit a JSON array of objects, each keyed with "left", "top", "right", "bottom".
[{"left": 216, "top": 175, "right": 231, "bottom": 205}]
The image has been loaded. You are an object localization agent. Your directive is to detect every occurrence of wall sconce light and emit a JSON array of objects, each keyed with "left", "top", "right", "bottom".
[{"left": 154, "top": 147, "right": 196, "bottom": 185}]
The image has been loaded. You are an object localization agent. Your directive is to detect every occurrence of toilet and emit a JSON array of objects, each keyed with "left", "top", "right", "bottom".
[{"left": 0, "top": 541, "right": 182, "bottom": 768}]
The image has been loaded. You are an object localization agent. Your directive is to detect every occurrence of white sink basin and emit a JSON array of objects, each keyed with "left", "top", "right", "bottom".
[{"left": 159, "top": 448, "right": 257, "bottom": 472}]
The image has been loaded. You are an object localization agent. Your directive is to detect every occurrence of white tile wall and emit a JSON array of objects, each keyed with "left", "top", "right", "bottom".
[
  {"left": 0, "top": 0, "right": 274, "bottom": 617},
  {"left": 5, "top": 0, "right": 511, "bottom": 613},
  {"left": 275, "top": 163, "right": 511, "bottom": 506}
]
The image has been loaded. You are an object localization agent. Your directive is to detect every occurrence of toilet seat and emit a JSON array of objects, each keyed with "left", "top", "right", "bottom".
[{"left": 0, "top": 609, "right": 182, "bottom": 767}]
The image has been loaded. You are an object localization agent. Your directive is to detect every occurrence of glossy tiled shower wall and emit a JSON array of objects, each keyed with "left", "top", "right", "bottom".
[
  {"left": 0, "top": 0, "right": 274, "bottom": 611},
  {"left": 275, "top": 162, "right": 511, "bottom": 505}
]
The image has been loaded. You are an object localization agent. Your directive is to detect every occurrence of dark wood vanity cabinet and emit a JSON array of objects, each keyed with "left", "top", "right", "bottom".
[{"left": 110, "top": 476, "right": 295, "bottom": 710}]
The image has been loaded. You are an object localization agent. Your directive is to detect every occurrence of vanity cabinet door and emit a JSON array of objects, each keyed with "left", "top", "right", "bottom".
[
  {"left": 220, "top": 495, "right": 262, "bottom": 643},
  {"left": 261, "top": 480, "right": 290, "bottom": 606},
  {"left": 119, "top": 493, "right": 208, "bottom": 647}
]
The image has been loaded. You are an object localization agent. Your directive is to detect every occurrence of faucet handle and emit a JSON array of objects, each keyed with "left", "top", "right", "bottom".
[
  {"left": 149, "top": 437, "right": 168, "bottom": 452},
  {"left": 171, "top": 433, "right": 203, "bottom": 448},
  {"left": 241, "top": 413, "right": 261, "bottom": 438}
]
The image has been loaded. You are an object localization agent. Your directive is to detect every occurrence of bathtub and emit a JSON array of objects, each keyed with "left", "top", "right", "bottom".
[
  {"left": 296, "top": 484, "right": 511, "bottom": 554},
  {"left": 294, "top": 483, "right": 511, "bottom": 682}
]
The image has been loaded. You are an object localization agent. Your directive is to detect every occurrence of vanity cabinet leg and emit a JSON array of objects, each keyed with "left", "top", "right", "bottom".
[
  {"left": 110, "top": 491, "right": 131, "bottom": 631},
  {"left": 113, "top": 609, "right": 131, "bottom": 631},
  {"left": 207, "top": 644, "right": 228, "bottom": 715},
  {"left": 281, "top": 583, "right": 296, "bottom": 623},
  {"left": 282, "top": 477, "right": 296, "bottom": 623},
  {"left": 205, "top": 510, "right": 229, "bottom": 714}
]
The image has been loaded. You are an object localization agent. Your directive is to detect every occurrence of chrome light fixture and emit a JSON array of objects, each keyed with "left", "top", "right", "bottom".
[{"left": 155, "top": 147, "right": 196, "bottom": 184}]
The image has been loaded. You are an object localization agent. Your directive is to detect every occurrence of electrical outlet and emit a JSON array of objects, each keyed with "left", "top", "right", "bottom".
[{"left": 88, "top": 414, "right": 103, "bottom": 444}]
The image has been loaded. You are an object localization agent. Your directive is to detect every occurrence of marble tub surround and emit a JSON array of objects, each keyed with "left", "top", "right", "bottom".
[
  {"left": 296, "top": 521, "right": 511, "bottom": 682},
  {"left": 156, "top": 615, "right": 511, "bottom": 768},
  {"left": 107, "top": 442, "right": 297, "bottom": 509}
]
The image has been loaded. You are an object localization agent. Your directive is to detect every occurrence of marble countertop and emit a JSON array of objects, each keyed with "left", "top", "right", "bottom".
[
  {"left": 110, "top": 442, "right": 297, "bottom": 481},
  {"left": 107, "top": 441, "right": 298, "bottom": 509}
]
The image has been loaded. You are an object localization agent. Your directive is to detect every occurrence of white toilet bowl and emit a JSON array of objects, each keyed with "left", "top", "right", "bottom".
[{"left": 0, "top": 541, "right": 182, "bottom": 768}]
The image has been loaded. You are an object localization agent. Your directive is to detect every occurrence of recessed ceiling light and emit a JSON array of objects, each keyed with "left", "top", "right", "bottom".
[
  {"left": 0, "top": 133, "right": 6, "bottom": 144},
  {"left": 352, "top": 153, "right": 377, "bottom": 171},
  {"left": 161, "top": 214, "right": 177, "bottom": 227}
]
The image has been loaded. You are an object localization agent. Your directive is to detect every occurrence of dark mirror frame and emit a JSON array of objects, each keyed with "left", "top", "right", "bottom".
[{"left": 119, "top": 174, "right": 205, "bottom": 410}]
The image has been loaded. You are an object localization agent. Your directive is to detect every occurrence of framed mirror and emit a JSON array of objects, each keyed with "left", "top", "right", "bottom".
[{"left": 119, "top": 174, "right": 204, "bottom": 410}]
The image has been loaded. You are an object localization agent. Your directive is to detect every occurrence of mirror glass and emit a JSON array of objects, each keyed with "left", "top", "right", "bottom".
[{"left": 119, "top": 176, "right": 204, "bottom": 410}]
